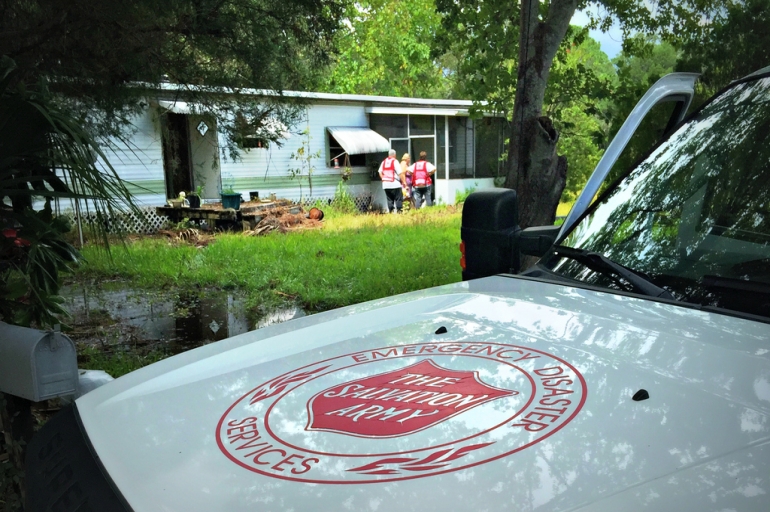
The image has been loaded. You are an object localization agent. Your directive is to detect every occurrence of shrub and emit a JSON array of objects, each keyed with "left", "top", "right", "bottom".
[
  {"left": 455, "top": 183, "right": 478, "bottom": 204},
  {"left": 331, "top": 181, "right": 357, "bottom": 214}
]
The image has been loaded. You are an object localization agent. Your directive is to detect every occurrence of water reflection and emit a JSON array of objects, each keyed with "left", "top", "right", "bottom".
[{"left": 62, "top": 283, "right": 306, "bottom": 352}]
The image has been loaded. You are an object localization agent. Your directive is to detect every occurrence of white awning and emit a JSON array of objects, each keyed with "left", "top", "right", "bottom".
[{"left": 326, "top": 127, "right": 391, "bottom": 155}]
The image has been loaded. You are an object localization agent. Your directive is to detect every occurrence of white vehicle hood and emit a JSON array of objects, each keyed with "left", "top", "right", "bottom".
[{"left": 76, "top": 276, "right": 770, "bottom": 512}]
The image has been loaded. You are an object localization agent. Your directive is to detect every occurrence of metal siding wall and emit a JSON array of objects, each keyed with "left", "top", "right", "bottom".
[
  {"left": 98, "top": 107, "right": 165, "bottom": 185},
  {"left": 218, "top": 125, "right": 296, "bottom": 186},
  {"left": 44, "top": 107, "right": 167, "bottom": 212},
  {"left": 48, "top": 102, "right": 377, "bottom": 211},
  {"left": 218, "top": 103, "right": 372, "bottom": 200}
]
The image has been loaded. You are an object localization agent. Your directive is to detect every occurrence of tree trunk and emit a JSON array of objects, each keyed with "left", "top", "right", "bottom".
[{"left": 505, "top": 0, "right": 577, "bottom": 230}]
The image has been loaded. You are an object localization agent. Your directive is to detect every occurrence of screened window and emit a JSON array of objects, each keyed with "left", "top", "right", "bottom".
[
  {"left": 474, "top": 117, "right": 507, "bottom": 178},
  {"left": 410, "top": 115, "right": 434, "bottom": 135},
  {"left": 448, "top": 117, "right": 474, "bottom": 179},
  {"left": 369, "top": 114, "right": 407, "bottom": 139}
]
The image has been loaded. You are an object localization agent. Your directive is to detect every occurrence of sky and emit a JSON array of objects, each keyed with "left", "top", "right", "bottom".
[{"left": 571, "top": 9, "right": 624, "bottom": 60}]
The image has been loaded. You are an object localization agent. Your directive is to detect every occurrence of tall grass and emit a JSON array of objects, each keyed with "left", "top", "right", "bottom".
[{"left": 75, "top": 208, "right": 462, "bottom": 311}]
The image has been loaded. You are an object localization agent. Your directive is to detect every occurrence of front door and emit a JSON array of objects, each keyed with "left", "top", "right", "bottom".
[
  {"left": 390, "top": 138, "right": 409, "bottom": 162},
  {"left": 161, "top": 113, "right": 193, "bottom": 199},
  {"left": 409, "top": 137, "right": 435, "bottom": 164}
]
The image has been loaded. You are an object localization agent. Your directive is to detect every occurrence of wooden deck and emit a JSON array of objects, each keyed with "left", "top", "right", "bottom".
[{"left": 157, "top": 200, "right": 302, "bottom": 230}]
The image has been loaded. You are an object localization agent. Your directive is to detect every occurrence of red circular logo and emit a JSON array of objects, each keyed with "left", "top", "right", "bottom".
[{"left": 216, "top": 342, "right": 587, "bottom": 484}]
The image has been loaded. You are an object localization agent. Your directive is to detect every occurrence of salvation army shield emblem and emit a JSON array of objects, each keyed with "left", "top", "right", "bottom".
[
  {"left": 217, "top": 342, "right": 588, "bottom": 484},
  {"left": 306, "top": 360, "right": 516, "bottom": 438}
]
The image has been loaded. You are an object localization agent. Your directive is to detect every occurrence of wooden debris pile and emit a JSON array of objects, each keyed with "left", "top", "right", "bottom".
[
  {"left": 155, "top": 201, "right": 324, "bottom": 242},
  {"left": 244, "top": 205, "right": 324, "bottom": 236}
]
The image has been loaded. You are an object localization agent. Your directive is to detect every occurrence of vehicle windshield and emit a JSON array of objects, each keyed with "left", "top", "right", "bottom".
[{"left": 544, "top": 75, "right": 770, "bottom": 320}]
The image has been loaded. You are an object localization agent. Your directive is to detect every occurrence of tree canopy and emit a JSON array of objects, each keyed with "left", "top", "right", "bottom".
[
  {"left": 1, "top": 0, "right": 347, "bottom": 138},
  {"left": 598, "top": 39, "right": 678, "bottom": 186},
  {"left": 0, "top": 58, "right": 140, "bottom": 327},
  {"left": 677, "top": 0, "right": 770, "bottom": 93},
  {"left": 434, "top": 0, "right": 726, "bottom": 229},
  {"left": 549, "top": 36, "right": 616, "bottom": 200},
  {"left": 322, "top": 0, "right": 450, "bottom": 98}
]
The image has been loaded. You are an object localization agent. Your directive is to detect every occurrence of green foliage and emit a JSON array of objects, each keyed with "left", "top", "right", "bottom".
[
  {"left": 612, "top": 37, "right": 678, "bottom": 121},
  {"left": 546, "top": 36, "right": 616, "bottom": 123},
  {"left": 550, "top": 36, "right": 616, "bottom": 201},
  {"left": 0, "top": 207, "right": 79, "bottom": 327},
  {"left": 435, "top": 3, "right": 614, "bottom": 116},
  {"left": 288, "top": 129, "right": 322, "bottom": 200},
  {"left": 557, "top": 105, "right": 604, "bottom": 201},
  {"left": 1, "top": 0, "right": 347, "bottom": 143},
  {"left": 322, "top": 0, "right": 451, "bottom": 98},
  {"left": 434, "top": 0, "right": 725, "bottom": 205},
  {"left": 331, "top": 181, "right": 358, "bottom": 214},
  {"left": 580, "top": 1, "right": 722, "bottom": 51},
  {"left": 601, "top": 38, "right": 678, "bottom": 186},
  {"left": 0, "top": 58, "right": 140, "bottom": 328},
  {"left": 434, "top": 0, "right": 617, "bottom": 199},
  {"left": 455, "top": 184, "right": 477, "bottom": 204},
  {"left": 170, "top": 218, "right": 196, "bottom": 231},
  {"left": 677, "top": 0, "right": 770, "bottom": 99},
  {"left": 75, "top": 210, "right": 463, "bottom": 311},
  {"left": 434, "top": 0, "right": 520, "bottom": 115},
  {"left": 78, "top": 344, "right": 168, "bottom": 379},
  {"left": 0, "top": 58, "right": 139, "bottom": 230}
]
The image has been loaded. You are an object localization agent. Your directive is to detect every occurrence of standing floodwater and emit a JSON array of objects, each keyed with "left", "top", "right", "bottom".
[{"left": 62, "top": 282, "right": 306, "bottom": 352}]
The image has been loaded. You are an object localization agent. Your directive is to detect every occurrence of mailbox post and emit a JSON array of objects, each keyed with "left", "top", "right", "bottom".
[
  {"left": 0, "top": 321, "right": 80, "bottom": 506},
  {"left": 0, "top": 322, "right": 79, "bottom": 401}
]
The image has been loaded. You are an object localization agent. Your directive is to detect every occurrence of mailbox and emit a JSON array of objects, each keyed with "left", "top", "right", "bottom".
[{"left": 0, "top": 322, "right": 78, "bottom": 402}]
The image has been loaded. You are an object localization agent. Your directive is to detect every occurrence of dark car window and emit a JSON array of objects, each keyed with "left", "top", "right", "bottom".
[{"left": 544, "top": 76, "right": 770, "bottom": 319}]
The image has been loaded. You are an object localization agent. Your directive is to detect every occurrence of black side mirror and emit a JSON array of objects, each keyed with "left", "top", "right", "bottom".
[
  {"left": 460, "top": 190, "right": 565, "bottom": 280},
  {"left": 519, "top": 225, "right": 561, "bottom": 257},
  {"left": 461, "top": 189, "right": 520, "bottom": 281}
]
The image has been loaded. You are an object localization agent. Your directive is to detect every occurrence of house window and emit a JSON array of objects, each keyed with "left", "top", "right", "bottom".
[
  {"left": 444, "top": 117, "right": 474, "bottom": 179},
  {"left": 239, "top": 137, "right": 269, "bottom": 149},
  {"left": 328, "top": 134, "right": 366, "bottom": 167}
]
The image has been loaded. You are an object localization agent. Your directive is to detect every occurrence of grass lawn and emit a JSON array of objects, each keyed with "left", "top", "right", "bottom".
[
  {"left": 556, "top": 201, "right": 574, "bottom": 217},
  {"left": 74, "top": 206, "right": 464, "bottom": 312}
]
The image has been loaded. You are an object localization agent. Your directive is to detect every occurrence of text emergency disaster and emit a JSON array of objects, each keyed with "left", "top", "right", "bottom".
[{"left": 216, "top": 341, "right": 587, "bottom": 483}]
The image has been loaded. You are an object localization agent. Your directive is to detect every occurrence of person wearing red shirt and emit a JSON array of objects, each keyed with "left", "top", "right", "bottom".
[{"left": 406, "top": 151, "right": 436, "bottom": 209}]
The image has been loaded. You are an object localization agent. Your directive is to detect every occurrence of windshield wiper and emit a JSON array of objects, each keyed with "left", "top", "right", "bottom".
[{"left": 553, "top": 245, "right": 675, "bottom": 300}]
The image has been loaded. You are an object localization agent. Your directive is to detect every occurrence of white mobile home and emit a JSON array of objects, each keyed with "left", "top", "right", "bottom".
[{"left": 98, "top": 88, "right": 507, "bottom": 219}]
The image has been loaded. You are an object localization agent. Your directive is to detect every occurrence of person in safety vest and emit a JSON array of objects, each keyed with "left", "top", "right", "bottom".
[
  {"left": 406, "top": 151, "right": 436, "bottom": 209},
  {"left": 378, "top": 149, "right": 406, "bottom": 213}
]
